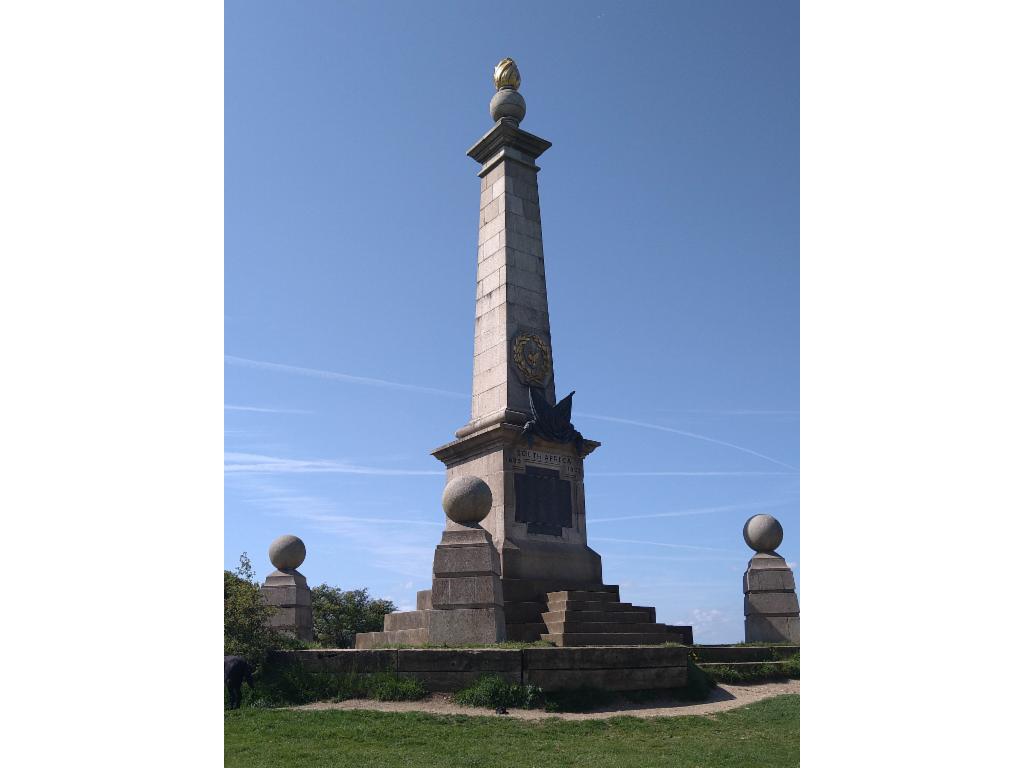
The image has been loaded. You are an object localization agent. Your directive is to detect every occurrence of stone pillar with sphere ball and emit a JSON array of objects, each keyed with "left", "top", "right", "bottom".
[
  {"left": 261, "top": 534, "right": 313, "bottom": 642},
  {"left": 742, "top": 515, "right": 799, "bottom": 644},
  {"left": 426, "top": 475, "right": 507, "bottom": 644}
]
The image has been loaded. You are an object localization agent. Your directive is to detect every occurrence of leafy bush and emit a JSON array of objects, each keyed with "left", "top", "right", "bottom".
[
  {"left": 224, "top": 553, "right": 279, "bottom": 667},
  {"left": 311, "top": 585, "right": 396, "bottom": 648},
  {"left": 453, "top": 675, "right": 542, "bottom": 710}
]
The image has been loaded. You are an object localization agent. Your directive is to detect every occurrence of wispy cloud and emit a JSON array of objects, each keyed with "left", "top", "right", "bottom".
[
  {"left": 588, "top": 470, "right": 796, "bottom": 477},
  {"left": 228, "top": 477, "right": 437, "bottom": 579},
  {"left": 225, "top": 355, "right": 467, "bottom": 399},
  {"left": 225, "top": 404, "right": 313, "bottom": 414},
  {"left": 225, "top": 452, "right": 444, "bottom": 476},
  {"left": 575, "top": 412, "right": 796, "bottom": 470},
  {"left": 588, "top": 499, "right": 787, "bottom": 524},
  {"left": 654, "top": 409, "right": 799, "bottom": 417}
]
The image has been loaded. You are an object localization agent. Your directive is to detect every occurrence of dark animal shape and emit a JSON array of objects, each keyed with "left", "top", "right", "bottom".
[
  {"left": 224, "top": 655, "right": 255, "bottom": 710},
  {"left": 495, "top": 706, "right": 509, "bottom": 715},
  {"left": 522, "top": 387, "right": 584, "bottom": 455}
]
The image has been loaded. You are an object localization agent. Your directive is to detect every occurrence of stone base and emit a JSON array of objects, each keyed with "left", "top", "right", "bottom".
[
  {"left": 262, "top": 569, "right": 313, "bottom": 642},
  {"left": 743, "top": 552, "right": 799, "bottom": 645},
  {"left": 271, "top": 646, "right": 690, "bottom": 692},
  {"left": 357, "top": 523, "right": 507, "bottom": 648},
  {"left": 744, "top": 615, "right": 800, "bottom": 644}
]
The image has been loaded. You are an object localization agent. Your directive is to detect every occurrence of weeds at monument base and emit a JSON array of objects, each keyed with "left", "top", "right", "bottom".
[
  {"left": 236, "top": 664, "right": 427, "bottom": 708},
  {"left": 700, "top": 654, "right": 800, "bottom": 685}
]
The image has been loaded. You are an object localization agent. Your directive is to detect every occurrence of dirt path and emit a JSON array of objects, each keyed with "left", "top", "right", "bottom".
[{"left": 292, "top": 680, "right": 799, "bottom": 720}]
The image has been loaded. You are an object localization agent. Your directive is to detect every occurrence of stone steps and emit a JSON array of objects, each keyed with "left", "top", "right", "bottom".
[
  {"left": 544, "top": 620, "right": 669, "bottom": 635},
  {"left": 546, "top": 599, "right": 645, "bottom": 613},
  {"left": 539, "top": 587, "right": 675, "bottom": 647},
  {"left": 540, "top": 632, "right": 672, "bottom": 647},
  {"left": 505, "top": 622, "right": 548, "bottom": 642},
  {"left": 541, "top": 609, "right": 654, "bottom": 624}
]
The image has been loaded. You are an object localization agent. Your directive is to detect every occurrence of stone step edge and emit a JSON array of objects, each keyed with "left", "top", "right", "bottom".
[{"left": 541, "top": 610, "right": 655, "bottom": 623}]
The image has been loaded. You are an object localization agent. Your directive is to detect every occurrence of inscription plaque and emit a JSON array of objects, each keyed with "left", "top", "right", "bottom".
[{"left": 514, "top": 465, "right": 572, "bottom": 536}]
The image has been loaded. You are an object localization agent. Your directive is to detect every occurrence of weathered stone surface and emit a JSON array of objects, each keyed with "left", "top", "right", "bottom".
[
  {"left": 397, "top": 648, "right": 519, "bottom": 673},
  {"left": 441, "top": 476, "right": 492, "bottom": 525},
  {"left": 384, "top": 610, "right": 429, "bottom": 632},
  {"left": 744, "top": 592, "right": 800, "bottom": 616},
  {"left": 524, "top": 665, "right": 687, "bottom": 691},
  {"left": 260, "top": 584, "right": 311, "bottom": 607},
  {"left": 744, "top": 568, "right": 796, "bottom": 592},
  {"left": 432, "top": 574, "right": 503, "bottom": 608},
  {"left": 745, "top": 615, "right": 800, "bottom": 644},
  {"left": 268, "top": 534, "right": 306, "bottom": 570},
  {"left": 743, "top": 514, "right": 784, "bottom": 553},
  {"left": 433, "top": 543, "right": 501, "bottom": 576},
  {"left": 425, "top": 606, "right": 507, "bottom": 645},
  {"left": 262, "top": 566, "right": 313, "bottom": 641},
  {"left": 523, "top": 646, "right": 689, "bottom": 670},
  {"left": 747, "top": 552, "right": 789, "bottom": 570},
  {"left": 269, "top": 649, "right": 398, "bottom": 674},
  {"left": 416, "top": 589, "right": 432, "bottom": 611},
  {"left": 269, "top": 646, "right": 689, "bottom": 692}
]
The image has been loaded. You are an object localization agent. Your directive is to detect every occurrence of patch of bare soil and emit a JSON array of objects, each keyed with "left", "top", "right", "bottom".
[{"left": 291, "top": 680, "right": 799, "bottom": 720}]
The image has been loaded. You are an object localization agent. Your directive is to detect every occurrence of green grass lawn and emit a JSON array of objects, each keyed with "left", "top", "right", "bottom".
[{"left": 224, "top": 694, "right": 799, "bottom": 768}]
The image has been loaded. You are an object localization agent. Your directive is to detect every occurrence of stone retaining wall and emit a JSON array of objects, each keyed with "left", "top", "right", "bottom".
[{"left": 268, "top": 646, "right": 690, "bottom": 692}]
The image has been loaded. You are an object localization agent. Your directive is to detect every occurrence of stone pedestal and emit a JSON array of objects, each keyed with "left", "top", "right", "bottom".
[
  {"left": 262, "top": 569, "right": 313, "bottom": 642},
  {"left": 743, "top": 553, "right": 800, "bottom": 643},
  {"left": 427, "top": 525, "right": 507, "bottom": 644}
]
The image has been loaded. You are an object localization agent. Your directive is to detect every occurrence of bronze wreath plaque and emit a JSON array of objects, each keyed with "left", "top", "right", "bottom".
[{"left": 511, "top": 332, "right": 552, "bottom": 387}]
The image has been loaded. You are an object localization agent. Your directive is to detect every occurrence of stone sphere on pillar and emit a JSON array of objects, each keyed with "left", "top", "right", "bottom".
[
  {"left": 743, "top": 514, "right": 784, "bottom": 553},
  {"left": 269, "top": 534, "right": 306, "bottom": 571},
  {"left": 442, "top": 475, "right": 493, "bottom": 525},
  {"left": 490, "top": 89, "right": 526, "bottom": 124}
]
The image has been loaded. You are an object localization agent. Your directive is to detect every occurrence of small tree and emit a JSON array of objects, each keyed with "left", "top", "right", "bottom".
[
  {"left": 311, "top": 586, "right": 396, "bottom": 648},
  {"left": 224, "top": 552, "right": 277, "bottom": 666}
]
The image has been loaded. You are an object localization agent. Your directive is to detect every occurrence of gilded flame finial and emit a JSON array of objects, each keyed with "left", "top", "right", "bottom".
[{"left": 493, "top": 58, "right": 521, "bottom": 91}]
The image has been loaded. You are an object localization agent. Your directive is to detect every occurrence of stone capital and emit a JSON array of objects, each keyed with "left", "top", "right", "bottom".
[{"left": 467, "top": 121, "right": 551, "bottom": 166}]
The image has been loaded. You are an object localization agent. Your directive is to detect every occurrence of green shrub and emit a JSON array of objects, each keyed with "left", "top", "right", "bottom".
[
  {"left": 453, "top": 675, "right": 542, "bottom": 709},
  {"left": 224, "top": 553, "right": 280, "bottom": 667},
  {"left": 675, "top": 654, "right": 716, "bottom": 701},
  {"left": 311, "top": 586, "right": 396, "bottom": 648}
]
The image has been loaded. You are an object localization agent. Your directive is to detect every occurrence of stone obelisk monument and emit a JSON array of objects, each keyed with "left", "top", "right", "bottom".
[
  {"left": 357, "top": 60, "right": 690, "bottom": 647},
  {"left": 430, "top": 58, "right": 606, "bottom": 639}
]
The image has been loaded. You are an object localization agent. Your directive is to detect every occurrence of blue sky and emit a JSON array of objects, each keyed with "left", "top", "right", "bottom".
[{"left": 225, "top": 0, "right": 798, "bottom": 644}]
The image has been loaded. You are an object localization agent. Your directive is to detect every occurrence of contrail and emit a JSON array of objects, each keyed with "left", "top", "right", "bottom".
[
  {"left": 576, "top": 412, "right": 797, "bottom": 470},
  {"left": 225, "top": 355, "right": 467, "bottom": 400},
  {"left": 588, "top": 470, "right": 796, "bottom": 477},
  {"left": 589, "top": 499, "right": 789, "bottom": 524},
  {"left": 225, "top": 404, "right": 312, "bottom": 414},
  {"left": 225, "top": 355, "right": 795, "bottom": 469}
]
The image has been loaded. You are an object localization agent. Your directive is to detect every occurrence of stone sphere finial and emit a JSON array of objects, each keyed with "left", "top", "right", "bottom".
[
  {"left": 442, "top": 475, "right": 493, "bottom": 525},
  {"left": 490, "top": 57, "right": 526, "bottom": 125},
  {"left": 269, "top": 534, "right": 306, "bottom": 571},
  {"left": 743, "top": 514, "right": 784, "bottom": 553}
]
